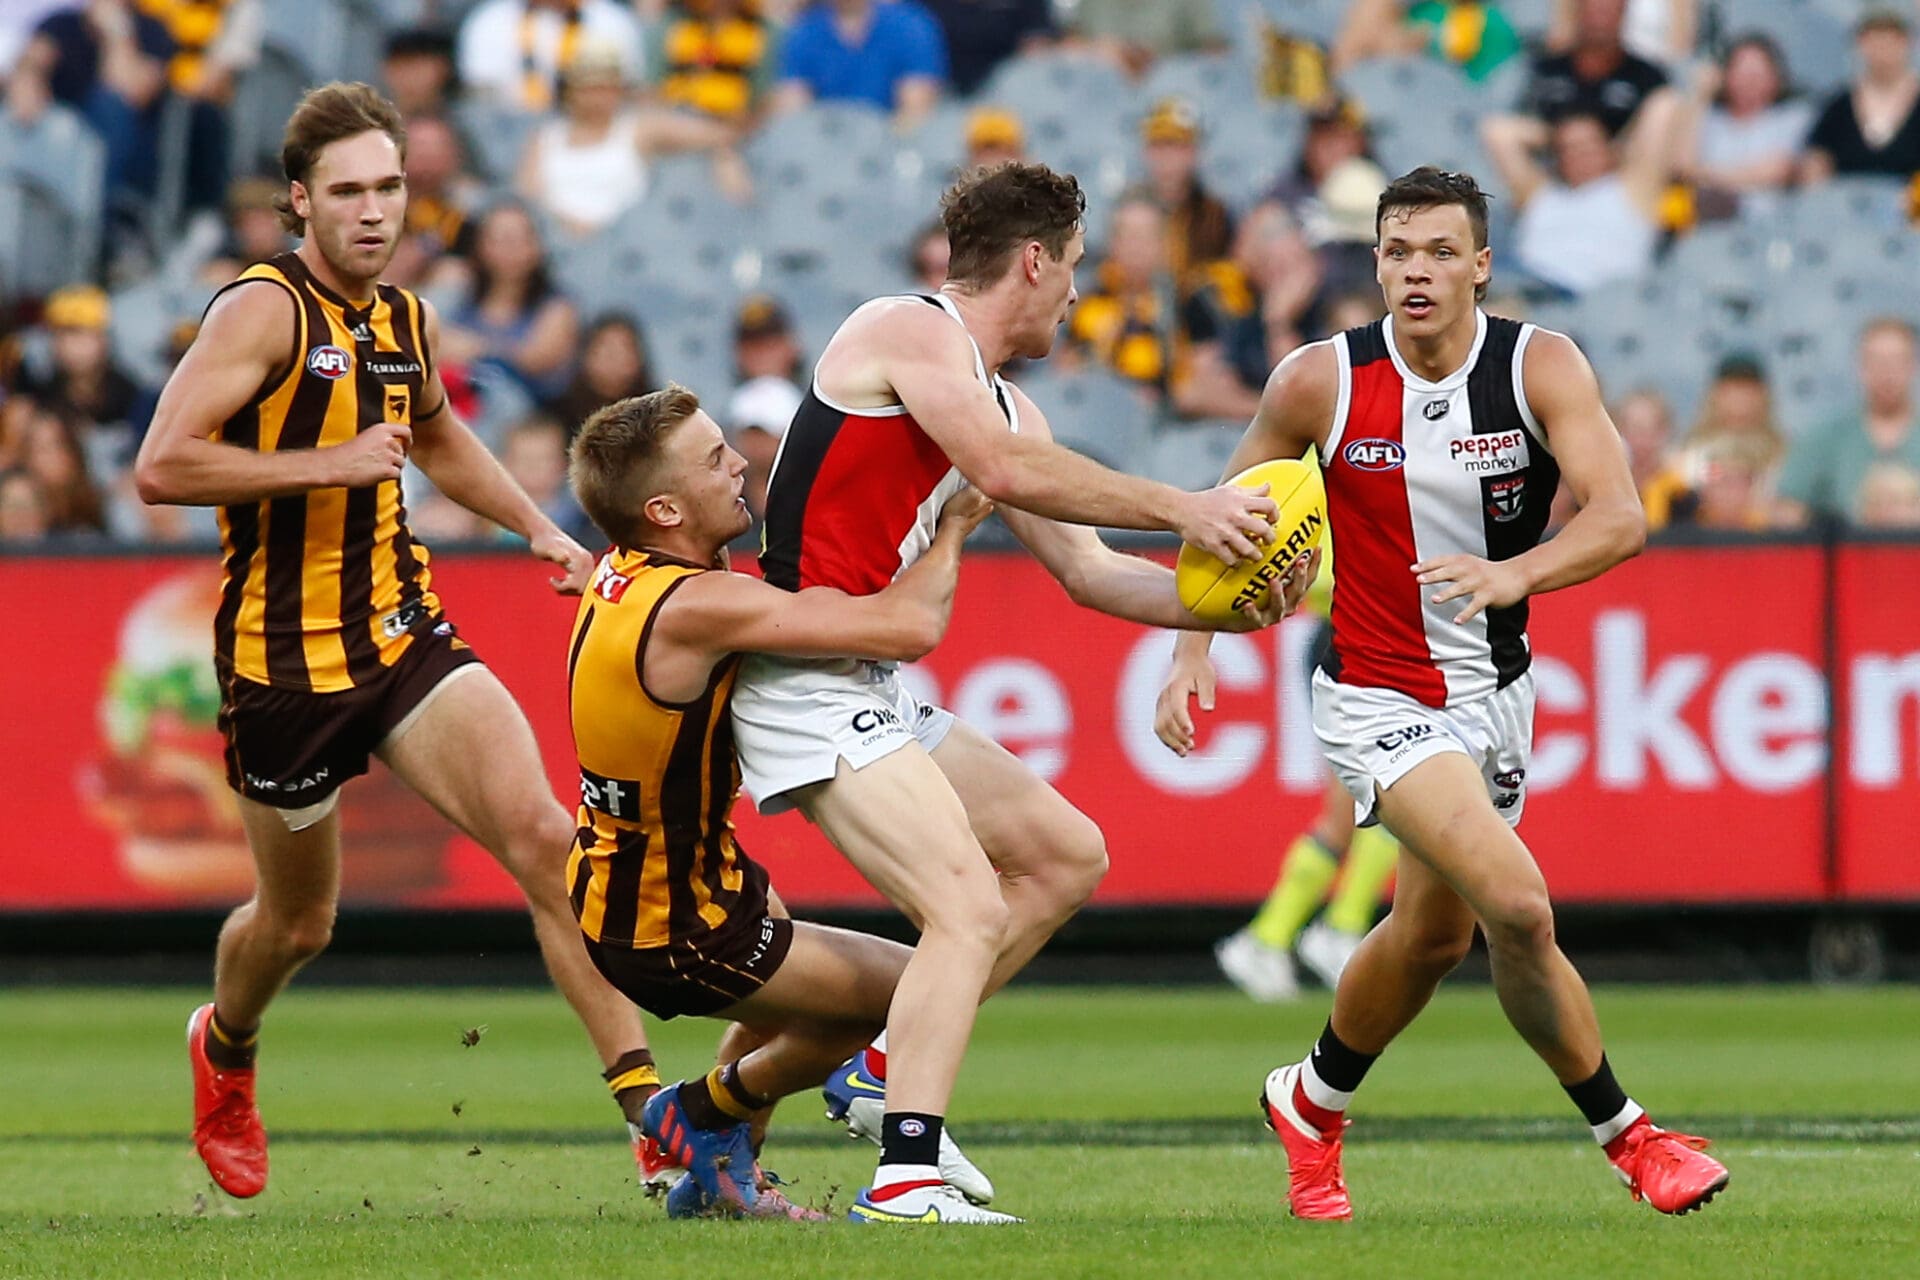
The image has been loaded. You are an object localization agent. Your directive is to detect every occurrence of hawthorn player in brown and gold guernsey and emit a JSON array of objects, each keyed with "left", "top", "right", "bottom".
[
  {"left": 565, "top": 546, "right": 767, "bottom": 962},
  {"left": 136, "top": 81, "right": 667, "bottom": 1203},
  {"left": 208, "top": 250, "right": 443, "bottom": 695}
]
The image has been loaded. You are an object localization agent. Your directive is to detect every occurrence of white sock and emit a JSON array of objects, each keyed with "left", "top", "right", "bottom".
[
  {"left": 872, "top": 1162, "right": 940, "bottom": 1194},
  {"left": 1299, "top": 1053, "right": 1355, "bottom": 1112},
  {"left": 1593, "top": 1099, "right": 1646, "bottom": 1147}
]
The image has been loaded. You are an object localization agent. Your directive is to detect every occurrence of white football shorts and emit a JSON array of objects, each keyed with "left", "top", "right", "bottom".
[
  {"left": 1312, "top": 668, "right": 1535, "bottom": 829},
  {"left": 730, "top": 655, "right": 956, "bottom": 815}
]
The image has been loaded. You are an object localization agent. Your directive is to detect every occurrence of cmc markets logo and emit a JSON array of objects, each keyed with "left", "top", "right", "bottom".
[
  {"left": 306, "top": 345, "right": 352, "bottom": 379},
  {"left": 1343, "top": 438, "right": 1405, "bottom": 471}
]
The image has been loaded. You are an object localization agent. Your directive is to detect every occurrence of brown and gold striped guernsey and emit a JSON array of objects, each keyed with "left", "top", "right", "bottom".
[
  {"left": 565, "top": 548, "right": 769, "bottom": 949},
  {"left": 210, "top": 252, "right": 441, "bottom": 693}
]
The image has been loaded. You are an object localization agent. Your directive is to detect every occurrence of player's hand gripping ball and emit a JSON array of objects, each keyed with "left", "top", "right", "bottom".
[{"left": 1175, "top": 459, "right": 1327, "bottom": 626}]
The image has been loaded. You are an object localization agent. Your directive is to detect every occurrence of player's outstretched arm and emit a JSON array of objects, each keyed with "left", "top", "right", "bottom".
[
  {"left": 1415, "top": 331, "right": 1646, "bottom": 624},
  {"left": 135, "top": 283, "right": 409, "bottom": 505},
  {"left": 865, "top": 301, "right": 1277, "bottom": 563},
  {"left": 998, "top": 384, "right": 1311, "bottom": 631},
  {"left": 655, "top": 488, "right": 993, "bottom": 674},
  {"left": 412, "top": 298, "right": 595, "bottom": 594}
]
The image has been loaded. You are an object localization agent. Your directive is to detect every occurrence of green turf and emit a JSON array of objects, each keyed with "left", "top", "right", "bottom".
[{"left": 1, "top": 986, "right": 1916, "bottom": 1279}]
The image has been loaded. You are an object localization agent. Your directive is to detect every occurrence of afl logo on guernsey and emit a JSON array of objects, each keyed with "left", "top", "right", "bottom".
[
  {"left": 1344, "top": 438, "right": 1406, "bottom": 471},
  {"left": 307, "top": 345, "right": 352, "bottom": 379}
]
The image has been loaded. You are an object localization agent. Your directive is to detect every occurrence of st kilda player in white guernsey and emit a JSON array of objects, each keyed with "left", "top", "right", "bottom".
[
  {"left": 1157, "top": 168, "right": 1731, "bottom": 1220},
  {"left": 734, "top": 162, "right": 1310, "bottom": 1224}
]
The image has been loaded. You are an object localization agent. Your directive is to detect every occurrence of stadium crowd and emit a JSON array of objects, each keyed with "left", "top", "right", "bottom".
[{"left": 4, "top": 0, "right": 1920, "bottom": 549}]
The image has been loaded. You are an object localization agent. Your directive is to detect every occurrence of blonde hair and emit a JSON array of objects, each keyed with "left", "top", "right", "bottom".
[{"left": 568, "top": 385, "right": 702, "bottom": 548}]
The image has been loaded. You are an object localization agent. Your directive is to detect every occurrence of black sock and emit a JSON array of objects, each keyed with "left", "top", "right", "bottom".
[
  {"left": 1308, "top": 1019, "right": 1378, "bottom": 1094},
  {"left": 714, "top": 1061, "right": 771, "bottom": 1115},
  {"left": 1563, "top": 1054, "right": 1631, "bottom": 1128},
  {"left": 204, "top": 1009, "right": 258, "bottom": 1071},
  {"left": 602, "top": 1049, "right": 660, "bottom": 1127},
  {"left": 878, "top": 1112, "right": 943, "bottom": 1169},
  {"left": 677, "top": 1072, "right": 731, "bottom": 1131}
]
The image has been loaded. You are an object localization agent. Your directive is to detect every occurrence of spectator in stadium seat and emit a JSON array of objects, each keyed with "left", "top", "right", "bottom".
[
  {"left": 1799, "top": 10, "right": 1920, "bottom": 185},
  {"left": 1331, "top": 0, "right": 1524, "bottom": 84},
  {"left": 381, "top": 28, "right": 459, "bottom": 118},
  {"left": 962, "top": 104, "right": 1024, "bottom": 169},
  {"left": 498, "top": 413, "right": 596, "bottom": 544},
  {"left": 546, "top": 312, "right": 657, "bottom": 435},
  {"left": 194, "top": 175, "right": 294, "bottom": 284},
  {"left": 516, "top": 41, "right": 749, "bottom": 239},
  {"left": 458, "top": 0, "right": 644, "bottom": 114},
  {"left": 1855, "top": 460, "right": 1920, "bottom": 528},
  {"left": 1614, "top": 386, "right": 1688, "bottom": 530},
  {"left": 1546, "top": 0, "right": 1695, "bottom": 69},
  {"left": 1311, "top": 155, "right": 1391, "bottom": 301},
  {"left": 16, "top": 285, "right": 150, "bottom": 478},
  {"left": 131, "top": 0, "right": 261, "bottom": 214},
  {"left": 1682, "top": 352, "right": 1787, "bottom": 482},
  {"left": 1670, "top": 433, "right": 1773, "bottom": 531},
  {"left": 1266, "top": 98, "right": 1375, "bottom": 244},
  {"left": 1175, "top": 201, "right": 1323, "bottom": 421},
  {"left": 0, "top": 467, "right": 51, "bottom": 543},
  {"left": 1063, "top": 0, "right": 1226, "bottom": 79},
  {"left": 1483, "top": 91, "right": 1681, "bottom": 295},
  {"left": 383, "top": 114, "right": 488, "bottom": 291},
  {"left": 1520, "top": 0, "right": 1667, "bottom": 138},
  {"left": 439, "top": 200, "right": 581, "bottom": 404},
  {"left": 1138, "top": 96, "right": 1233, "bottom": 287},
  {"left": 12, "top": 1, "right": 174, "bottom": 231},
  {"left": 1066, "top": 192, "right": 1181, "bottom": 403},
  {"left": 904, "top": 219, "right": 949, "bottom": 290},
  {"left": 725, "top": 295, "right": 804, "bottom": 518},
  {"left": 773, "top": 0, "right": 948, "bottom": 129},
  {"left": 16, "top": 403, "right": 104, "bottom": 535},
  {"left": 1776, "top": 317, "right": 1920, "bottom": 527},
  {"left": 920, "top": 0, "right": 1054, "bottom": 97},
  {"left": 1676, "top": 34, "right": 1813, "bottom": 222},
  {"left": 647, "top": 0, "right": 778, "bottom": 125}
]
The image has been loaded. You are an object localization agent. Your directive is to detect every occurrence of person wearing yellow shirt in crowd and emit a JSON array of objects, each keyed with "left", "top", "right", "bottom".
[
  {"left": 1138, "top": 96, "right": 1234, "bottom": 288},
  {"left": 132, "top": 0, "right": 260, "bottom": 212},
  {"left": 646, "top": 0, "right": 777, "bottom": 124},
  {"left": 1066, "top": 192, "right": 1183, "bottom": 399},
  {"left": 1216, "top": 536, "right": 1400, "bottom": 1002},
  {"left": 1174, "top": 202, "right": 1327, "bottom": 421}
]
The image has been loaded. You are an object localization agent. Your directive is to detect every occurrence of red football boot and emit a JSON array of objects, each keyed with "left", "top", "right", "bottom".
[
  {"left": 187, "top": 1003, "right": 268, "bottom": 1198},
  {"left": 1260, "top": 1063, "right": 1353, "bottom": 1221},
  {"left": 1609, "top": 1119, "right": 1730, "bottom": 1215}
]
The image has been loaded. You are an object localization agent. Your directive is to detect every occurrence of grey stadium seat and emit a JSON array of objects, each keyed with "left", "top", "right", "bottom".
[
  {"left": 0, "top": 104, "right": 105, "bottom": 287},
  {"left": 1144, "top": 421, "right": 1244, "bottom": 492},
  {"left": 1010, "top": 367, "right": 1154, "bottom": 470}
]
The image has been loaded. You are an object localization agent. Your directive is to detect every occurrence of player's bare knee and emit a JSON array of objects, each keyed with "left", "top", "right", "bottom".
[
  {"left": 271, "top": 907, "right": 336, "bottom": 963},
  {"left": 500, "top": 804, "right": 578, "bottom": 893},
  {"left": 1480, "top": 889, "right": 1556, "bottom": 955},
  {"left": 920, "top": 876, "right": 1010, "bottom": 955},
  {"left": 1043, "top": 816, "right": 1108, "bottom": 911},
  {"left": 1412, "top": 926, "right": 1475, "bottom": 977}
]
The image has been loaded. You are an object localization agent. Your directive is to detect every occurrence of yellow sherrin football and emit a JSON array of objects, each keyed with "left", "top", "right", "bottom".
[{"left": 1175, "top": 458, "right": 1327, "bottom": 626}]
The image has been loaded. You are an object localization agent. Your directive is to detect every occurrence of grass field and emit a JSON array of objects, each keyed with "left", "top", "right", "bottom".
[{"left": 1, "top": 985, "right": 1916, "bottom": 1279}]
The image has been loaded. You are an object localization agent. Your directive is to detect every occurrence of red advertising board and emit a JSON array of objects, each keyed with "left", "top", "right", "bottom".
[{"left": 0, "top": 543, "right": 1912, "bottom": 911}]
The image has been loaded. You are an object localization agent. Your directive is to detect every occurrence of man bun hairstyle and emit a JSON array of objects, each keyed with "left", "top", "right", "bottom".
[
  {"left": 277, "top": 82, "right": 408, "bottom": 235},
  {"left": 940, "top": 161, "right": 1086, "bottom": 288},
  {"left": 569, "top": 384, "right": 702, "bottom": 548},
  {"left": 1376, "top": 166, "right": 1492, "bottom": 300}
]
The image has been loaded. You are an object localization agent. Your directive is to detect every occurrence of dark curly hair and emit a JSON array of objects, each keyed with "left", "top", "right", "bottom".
[{"left": 940, "top": 161, "right": 1086, "bottom": 288}]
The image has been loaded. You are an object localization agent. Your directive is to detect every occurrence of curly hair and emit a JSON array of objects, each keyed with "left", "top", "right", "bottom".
[{"left": 940, "top": 161, "right": 1086, "bottom": 288}]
